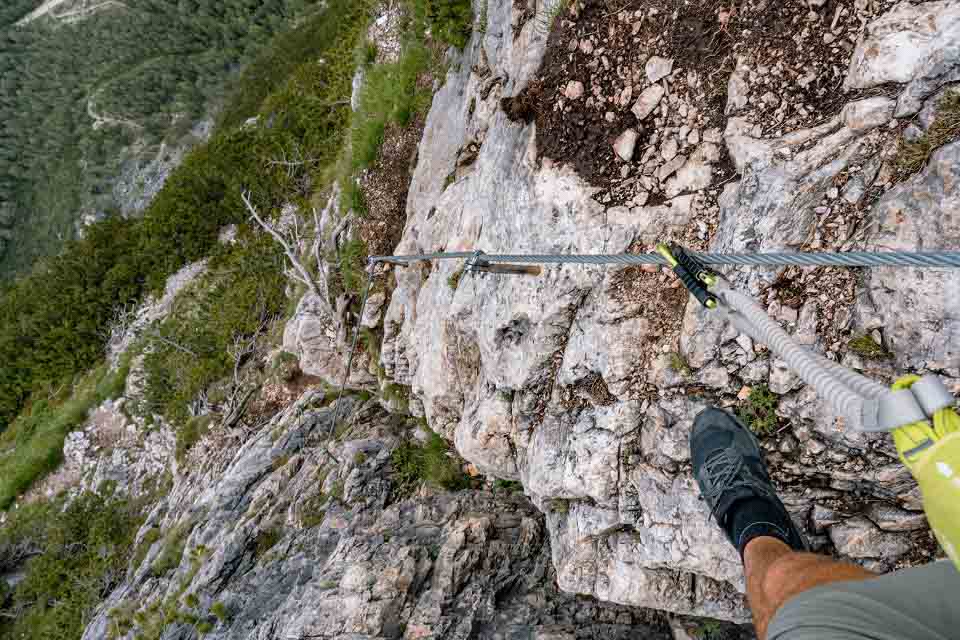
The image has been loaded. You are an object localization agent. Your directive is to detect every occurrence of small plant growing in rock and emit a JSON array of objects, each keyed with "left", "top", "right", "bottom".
[
  {"left": 494, "top": 479, "right": 523, "bottom": 493},
  {"left": 848, "top": 334, "right": 891, "bottom": 360},
  {"left": 197, "top": 620, "right": 214, "bottom": 634},
  {"left": 211, "top": 601, "right": 229, "bottom": 622},
  {"left": 391, "top": 432, "right": 471, "bottom": 493},
  {"left": 447, "top": 268, "right": 464, "bottom": 291},
  {"left": 737, "top": 385, "right": 779, "bottom": 436},
  {"left": 254, "top": 527, "right": 282, "bottom": 558},
  {"left": 669, "top": 351, "right": 693, "bottom": 377},
  {"left": 271, "top": 351, "right": 301, "bottom": 382},
  {"left": 896, "top": 90, "right": 960, "bottom": 175},
  {"left": 691, "top": 619, "right": 723, "bottom": 639},
  {"left": 318, "top": 580, "right": 339, "bottom": 590}
]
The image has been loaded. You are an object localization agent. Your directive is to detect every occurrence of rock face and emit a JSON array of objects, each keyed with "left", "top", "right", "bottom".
[
  {"left": 80, "top": 394, "right": 674, "bottom": 640},
  {"left": 379, "top": 0, "right": 959, "bottom": 622}
]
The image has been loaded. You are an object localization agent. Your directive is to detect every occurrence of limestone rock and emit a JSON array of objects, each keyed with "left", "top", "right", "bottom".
[
  {"left": 645, "top": 56, "right": 674, "bottom": 83},
  {"left": 845, "top": 1, "right": 960, "bottom": 90},
  {"left": 841, "top": 96, "right": 896, "bottom": 132},
  {"left": 830, "top": 516, "right": 912, "bottom": 561},
  {"left": 613, "top": 129, "right": 639, "bottom": 161},
  {"left": 632, "top": 84, "right": 665, "bottom": 121},
  {"left": 564, "top": 80, "right": 585, "bottom": 100}
]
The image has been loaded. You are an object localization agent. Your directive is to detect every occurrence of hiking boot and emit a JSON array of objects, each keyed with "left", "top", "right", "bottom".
[{"left": 691, "top": 407, "right": 807, "bottom": 557}]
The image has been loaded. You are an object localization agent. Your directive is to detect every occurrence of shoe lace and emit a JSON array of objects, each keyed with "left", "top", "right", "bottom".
[{"left": 701, "top": 447, "right": 755, "bottom": 521}]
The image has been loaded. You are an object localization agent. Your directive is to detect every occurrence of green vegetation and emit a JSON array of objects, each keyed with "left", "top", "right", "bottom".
[
  {"left": 197, "top": 620, "right": 214, "bottom": 634},
  {"left": 0, "top": 0, "right": 318, "bottom": 278},
  {"left": 421, "top": 0, "right": 474, "bottom": 49},
  {"left": 447, "top": 268, "right": 464, "bottom": 290},
  {"left": 737, "top": 385, "right": 780, "bottom": 436},
  {"left": 254, "top": 527, "right": 282, "bottom": 558},
  {"left": 211, "top": 601, "right": 229, "bottom": 623},
  {"left": 391, "top": 431, "right": 471, "bottom": 493},
  {"left": 897, "top": 91, "right": 960, "bottom": 174},
  {"left": 669, "top": 351, "right": 693, "bottom": 377},
  {"left": 0, "top": 356, "right": 131, "bottom": 509},
  {"left": 0, "top": 0, "right": 376, "bottom": 449},
  {"left": 133, "top": 527, "right": 163, "bottom": 570},
  {"left": 150, "top": 520, "right": 194, "bottom": 577},
  {"left": 848, "top": 334, "right": 892, "bottom": 360},
  {"left": 494, "top": 479, "right": 524, "bottom": 493},
  {"left": 691, "top": 620, "right": 723, "bottom": 639},
  {"left": 318, "top": 580, "right": 339, "bottom": 590},
  {"left": 0, "top": 490, "right": 143, "bottom": 639}
]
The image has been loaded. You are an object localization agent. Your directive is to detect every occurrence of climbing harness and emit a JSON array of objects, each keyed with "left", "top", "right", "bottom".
[{"left": 332, "top": 246, "right": 960, "bottom": 567}]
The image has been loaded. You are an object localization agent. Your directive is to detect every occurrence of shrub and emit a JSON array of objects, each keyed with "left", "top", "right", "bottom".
[
  {"left": 421, "top": 0, "right": 473, "bottom": 49},
  {"left": 151, "top": 521, "right": 193, "bottom": 577},
  {"left": 391, "top": 431, "right": 471, "bottom": 493},
  {"left": 737, "top": 385, "right": 780, "bottom": 436},
  {"left": 0, "top": 490, "right": 143, "bottom": 639},
  {"left": 0, "top": 356, "right": 131, "bottom": 510}
]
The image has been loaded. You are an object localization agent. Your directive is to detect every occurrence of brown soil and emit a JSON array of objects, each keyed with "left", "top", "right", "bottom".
[
  {"left": 357, "top": 117, "right": 426, "bottom": 257},
  {"left": 507, "top": 0, "right": 899, "bottom": 206}
]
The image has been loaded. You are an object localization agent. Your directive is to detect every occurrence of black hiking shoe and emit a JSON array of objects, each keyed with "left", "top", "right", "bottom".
[{"left": 691, "top": 408, "right": 807, "bottom": 558}]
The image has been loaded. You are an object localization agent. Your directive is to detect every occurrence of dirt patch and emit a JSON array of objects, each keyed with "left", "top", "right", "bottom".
[
  {"left": 357, "top": 117, "right": 426, "bottom": 257},
  {"left": 508, "top": 0, "right": 898, "bottom": 208}
]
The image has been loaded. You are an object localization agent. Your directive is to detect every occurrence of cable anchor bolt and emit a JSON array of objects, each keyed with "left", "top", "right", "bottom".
[{"left": 466, "top": 250, "right": 542, "bottom": 277}]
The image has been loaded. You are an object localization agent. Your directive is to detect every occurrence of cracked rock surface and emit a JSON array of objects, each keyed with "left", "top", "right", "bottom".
[{"left": 379, "top": 0, "right": 959, "bottom": 621}]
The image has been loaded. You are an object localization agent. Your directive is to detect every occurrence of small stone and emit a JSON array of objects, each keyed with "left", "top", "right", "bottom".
[
  {"left": 687, "top": 129, "right": 700, "bottom": 145},
  {"left": 613, "top": 129, "right": 639, "bottom": 161},
  {"left": 645, "top": 56, "right": 674, "bottom": 83},
  {"left": 661, "top": 136, "right": 679, "bottom": 161},
  {"left": 619, "top": 85, "right": 633, "bottom": 106},
  {"left": 580, "top": 39, "right": 594, "bottom": 54},
  {"left": 564, "top": 80, "right": 585, "bottom": 100},
  {"left": 567, "top": 37, "right": 579, "bottom": 52},
  {"left": 761, "top": 91, "right": 780, "bottom": 107},
  {"left": 737, "top": 386, "right": 752, "bottom": 401},
  {"left": 812, "top": 504, "right": 842, "bottom": 533},
  {"left": 657, "top": 154, "right": 686, "bottom": 180},
  {"left": 827, "top": 187, "right": 839, "bottom": 200},
  {"left": 830, "top": 516, "right": 912, "bottom": 560},
  {"left": 865, "top": 504, "right": 928, "bottom": 532},
  {"left": 632, "top": 84, "right": 665, "bottom": 121},
  {"left": 605, "top": 111, "right": 616, "bottom": 123},
  {"left": 823, "top": 32, "right": 836, "bottom": 44}
]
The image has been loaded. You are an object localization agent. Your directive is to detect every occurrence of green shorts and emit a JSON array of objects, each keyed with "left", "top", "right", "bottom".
[{"left": 768, "top": 561, "right": 959, "bottom": 640}]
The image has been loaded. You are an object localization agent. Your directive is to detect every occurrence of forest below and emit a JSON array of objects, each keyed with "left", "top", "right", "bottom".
[{"left": 0, "top": 0, "right": 313, "bottom": 277}]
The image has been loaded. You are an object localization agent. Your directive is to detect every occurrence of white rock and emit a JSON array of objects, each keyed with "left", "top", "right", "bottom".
[
  {"left": 726, "top": 66, "right": 749, "bottom": 115},
  {"left": 631, "top": 84, "right": 665, "bottom": 121},
  {"left": 564, "top": 80, "right": 585, "bottom": 100},
  {"left": 661, "top": 136, "right": 679, "bottom": 161},
  {"left": 580, "top": 39, "right": 594, "bottom": 54},
  {"left": 845, "top": 1, "right": 960, "bottom": 89},
  {"left": 841, "top": 96, "right": 896, "bottom": 132},
  {"left": 613, "top": 129, "right": 639, "bottom": 161},
  {"left": 657, "top": 154, "right": 687, "bottom": 181},
  {"left": 645, "top": 56, "right": 674, "bottom": 83},
  {"left": 687, "top": 129, "right": 700, "bottom": 145}
]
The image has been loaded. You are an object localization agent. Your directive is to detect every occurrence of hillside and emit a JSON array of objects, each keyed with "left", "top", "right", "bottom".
[
  {"left": 0, "top": 0, "right": 314, "bottom": 278},
  {"left": 1, "top": 0, "right": 959, "bottom": 638}
]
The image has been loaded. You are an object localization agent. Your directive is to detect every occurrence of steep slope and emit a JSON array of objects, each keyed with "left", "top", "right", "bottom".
[{"left": 352, "top": 0, "right": 959, "bottom": 622}]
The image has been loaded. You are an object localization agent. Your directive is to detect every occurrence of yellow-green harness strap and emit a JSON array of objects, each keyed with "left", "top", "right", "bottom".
[{"left": 891, "top": 375, "right": 960, "bottom": 568}]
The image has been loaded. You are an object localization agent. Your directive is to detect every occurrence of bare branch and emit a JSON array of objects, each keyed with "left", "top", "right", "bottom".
[
  {"left": 145, "top": 329, "right": 197, "bottom": 357},
  {"left": 242, "top": 191, "right": 324, "bottom": 304}
]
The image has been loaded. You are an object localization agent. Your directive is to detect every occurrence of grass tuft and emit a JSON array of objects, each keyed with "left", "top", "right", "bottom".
[
  {"left": 848, "top": 334, "right": 892, "bottom": 360},
  {"left": 391, "top": 431, "right": 471, "bottom": 493},
  {"left": 737, "top": 384, "right": 779, "bottom": 436},
  {"left": 896, "top": 91, "right": 960, "bottom": 175}
]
